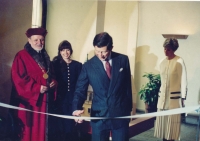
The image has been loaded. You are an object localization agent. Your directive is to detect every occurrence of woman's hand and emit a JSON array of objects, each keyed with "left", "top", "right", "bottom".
[
  {"left": 49, "top": 80, "right": 57, "bottom": 88},
  {"left": 182, "top": 99, "right": 185, "bottom": 107}
]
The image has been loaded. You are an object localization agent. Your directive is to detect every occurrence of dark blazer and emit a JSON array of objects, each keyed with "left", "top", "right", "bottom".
[
  {"left": 72, "top": 52, "right": 132, "bottom": 129},
  {"left": 52, "top": 59, "right": 82, "bottom": 106}
]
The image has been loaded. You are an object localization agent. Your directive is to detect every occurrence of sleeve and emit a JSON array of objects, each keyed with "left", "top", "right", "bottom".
[
  {"left": 77, "top": 62, "right": 83, "bottom": 76},
  {"left": 177, "top": 58, "right": 187, "bottom": 99},
  {"left": 158, "top": 58, "right": 165, "bottom": 72},
  {"left": 11, "top": 53, "right": 41, "bottom": 99},
  {"left": 49, "top": 61, "right": 57, "bottom": 81},
  {"left": 72, "top": 64, "right": 89, "bottom": 111},
  {"left": 158, "top": 58, "right": 165, "bottom": 85},
  {"left": 49, "top": 61, "right": 57, "bottom": 101},
  {"left": 51, "top": 60, "right": 60, "bottom": 82},
  {"left": 125, "top": 56, "right": 133, "bottom": 112}
]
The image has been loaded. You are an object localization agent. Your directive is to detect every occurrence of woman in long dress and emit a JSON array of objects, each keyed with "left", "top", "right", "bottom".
[
  {"left": 51, "top": 40, "right": 82, "bottom": 140},
  {"left": 154, "top": 38, "right": 187, "bottom": 141}
]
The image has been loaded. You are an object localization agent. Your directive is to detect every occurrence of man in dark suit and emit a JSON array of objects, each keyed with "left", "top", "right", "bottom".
[{"left": 72, "top": 32, "right": 132, "bottom": 141}]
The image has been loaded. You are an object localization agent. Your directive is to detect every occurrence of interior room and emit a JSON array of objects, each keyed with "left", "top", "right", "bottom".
[{"left": 0, "top": 0, "right": 200, "bottom": 141}]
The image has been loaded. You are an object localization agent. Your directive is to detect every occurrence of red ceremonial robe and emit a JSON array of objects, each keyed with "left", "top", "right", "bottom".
[{"left": 11, "top": 48, "right": 52, "bottom": 141}]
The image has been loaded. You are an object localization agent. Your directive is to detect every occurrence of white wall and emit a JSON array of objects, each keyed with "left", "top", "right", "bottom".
[
  {"left": 104, "top": 1, "right": 138, "bottom": 114},
  {"left": 104, "top": 1, "right": 138, "bottom": 74},
  {"left": 46, "top": 1, "right": 139, "bottom": 70},
  {"left": 0, "top": 0, "right": 199, "bottom": 121},
  {"left": 136, "top": 1, "right": 200, "bottom": 112},
  {"left": 46, "top": 0, "right": 98, "bottom": 62},
  {"left": 45, "top": 1, "right": 139, "bottom": 114},
  {"left": 2, "top": 1, "right": 198, "bottom": 115}
]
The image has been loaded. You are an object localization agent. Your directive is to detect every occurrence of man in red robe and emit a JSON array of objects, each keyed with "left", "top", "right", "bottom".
[{"left": 11, "top": 27, "right": 57, "bottom": 141}]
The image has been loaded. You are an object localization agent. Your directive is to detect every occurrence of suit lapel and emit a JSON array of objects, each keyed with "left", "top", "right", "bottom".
[
  {"left": 91, "top": 56, "right": 110, "bottom": 81},
  {"left": 90, "top": 54, "right": 121, "bottom": 95},
  {"left": 108, "top": 52, "right": 121, "bottom": 94}
]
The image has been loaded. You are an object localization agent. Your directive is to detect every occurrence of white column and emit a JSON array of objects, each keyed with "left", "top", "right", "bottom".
[{"left": 32, "top": 0, "right": 42, "bottom": 28}]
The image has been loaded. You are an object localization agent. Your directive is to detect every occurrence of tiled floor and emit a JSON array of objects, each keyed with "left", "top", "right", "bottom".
[{"left": 129, "top": 115, "right": 199, "bottom": 141}]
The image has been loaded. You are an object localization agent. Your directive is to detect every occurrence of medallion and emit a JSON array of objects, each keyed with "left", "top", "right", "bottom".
[{"left": 43, "top": 73, "right": 49, "bottom": 79}]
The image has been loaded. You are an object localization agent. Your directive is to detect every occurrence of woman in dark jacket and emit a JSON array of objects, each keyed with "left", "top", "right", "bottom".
[{"left": 51, "top": 40, "right": 82, "bottom": 140}]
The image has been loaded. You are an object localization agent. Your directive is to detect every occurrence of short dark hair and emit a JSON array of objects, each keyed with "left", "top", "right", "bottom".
[
  {"left": 58, "top": 40, "right": 73, "bottom": 54},
  {"left": 163, "top": 38, "right": 179, "bottom": 51},
  {"left": 53, "top": 40, "right": 73, "bottom": 62},
  {"left": 56, "top": 40, "right": 73, "bottom": 60},
  {"left": 93, "top": 32, "right": 113, "bottom": 51}
]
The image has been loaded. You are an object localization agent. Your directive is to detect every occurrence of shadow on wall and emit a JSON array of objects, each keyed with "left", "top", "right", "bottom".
[{"left": 134, "top": 45, "right": 159, "bottom": 110}]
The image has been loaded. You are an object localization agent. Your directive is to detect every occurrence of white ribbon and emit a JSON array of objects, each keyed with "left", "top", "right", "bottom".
[{"left": 0, "top": 102, "right": 199, "bottom": 120}]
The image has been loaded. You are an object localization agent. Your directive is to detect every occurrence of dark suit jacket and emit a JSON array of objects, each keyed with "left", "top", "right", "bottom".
[{"left": 72, "top": 52, "right": 132, "bottom": 129}]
